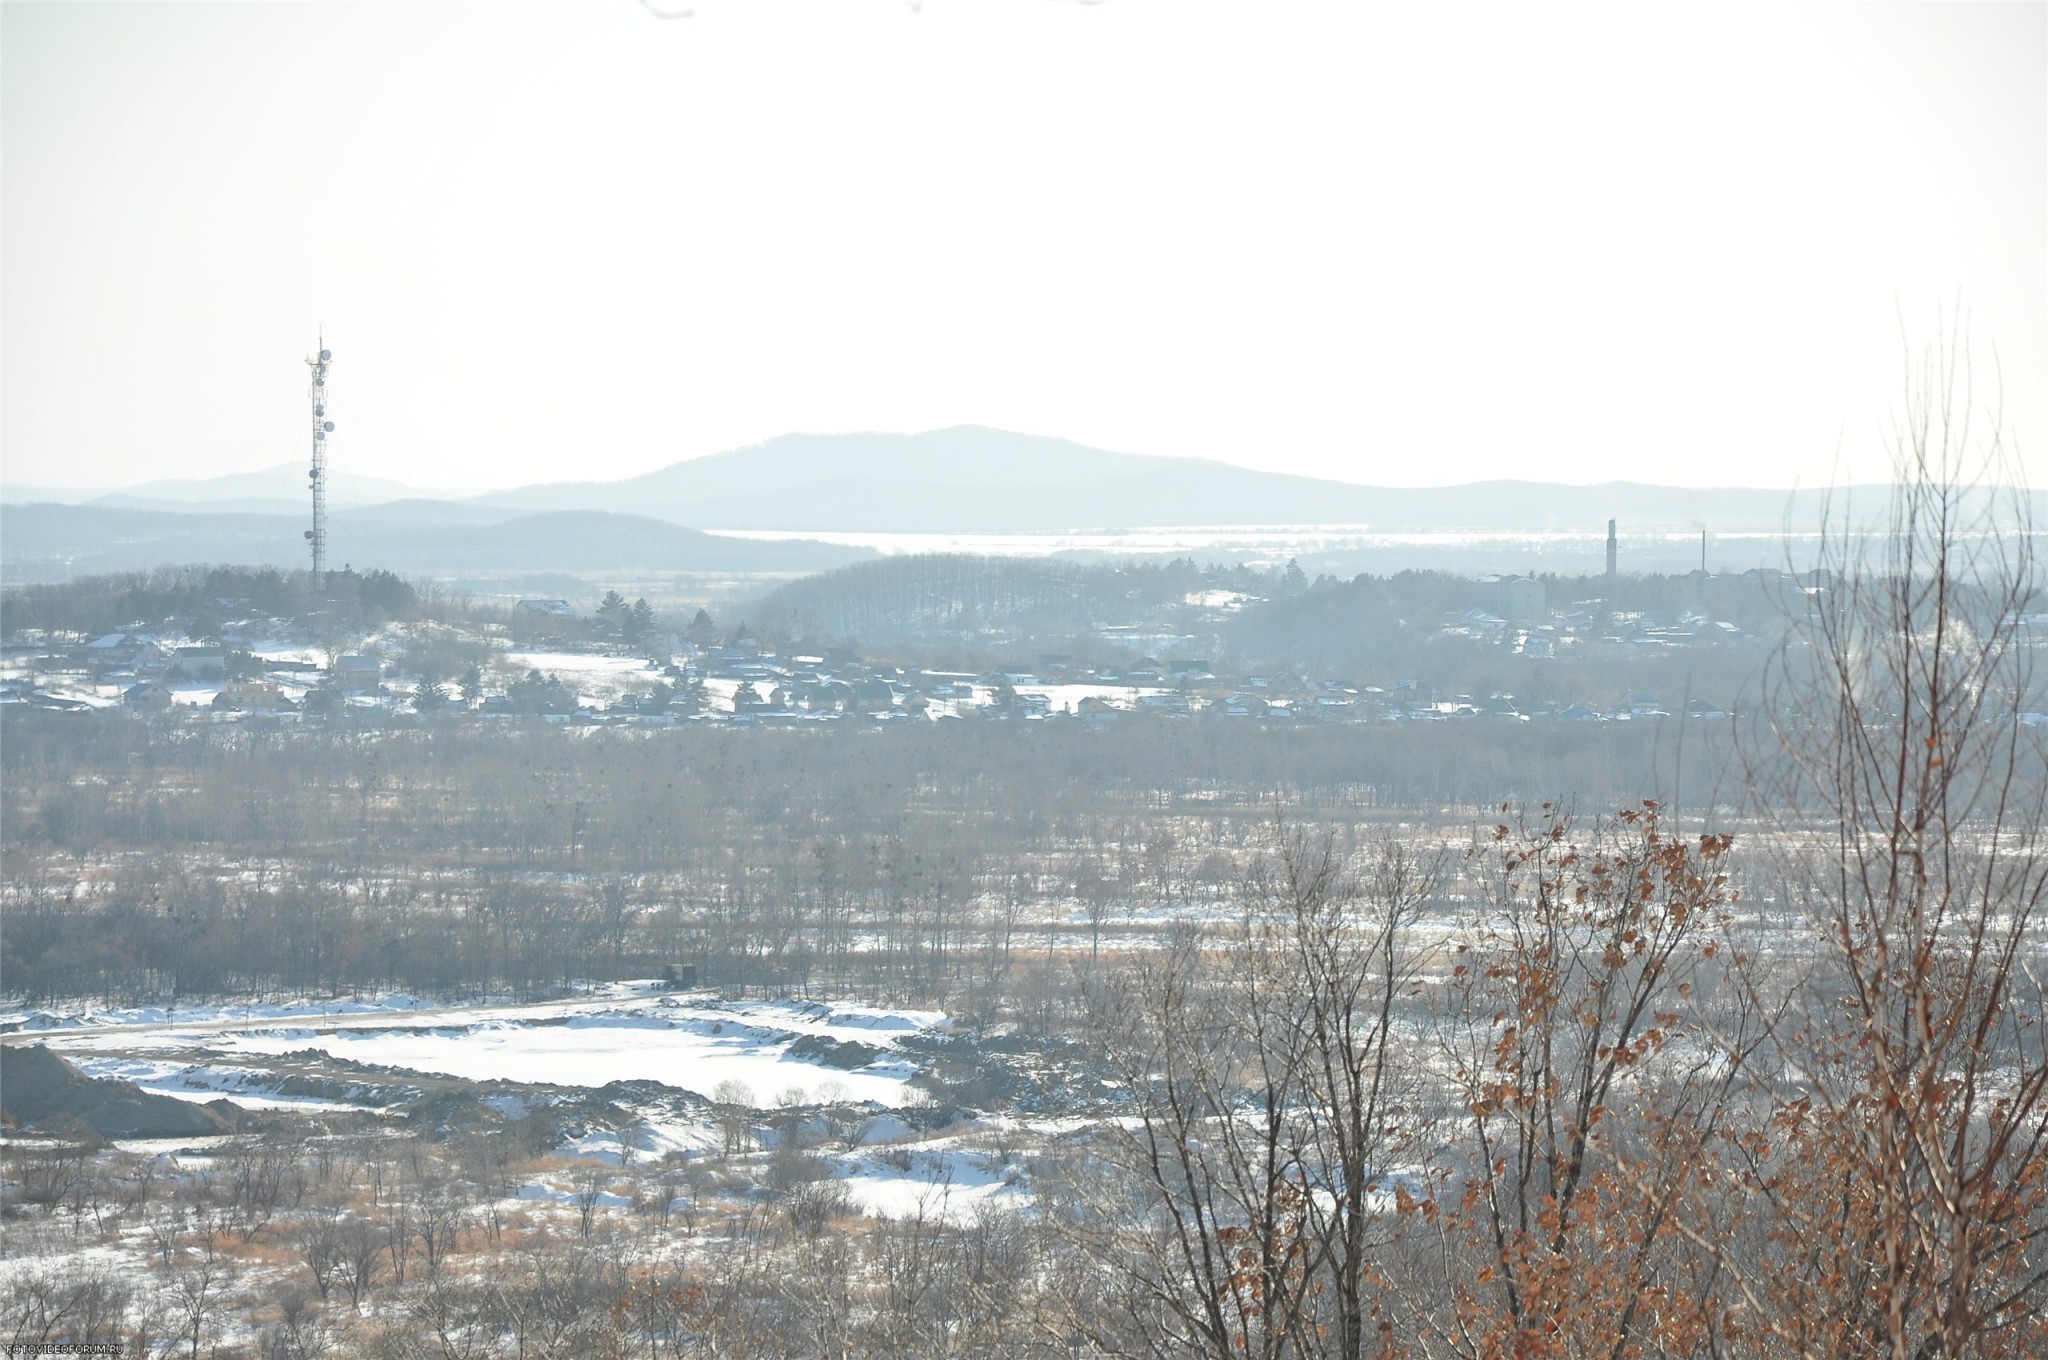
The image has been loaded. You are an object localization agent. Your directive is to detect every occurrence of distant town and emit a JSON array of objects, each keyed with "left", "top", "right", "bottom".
[{"left": 0, "top": 555, "right": 1844, "bottom": 731}]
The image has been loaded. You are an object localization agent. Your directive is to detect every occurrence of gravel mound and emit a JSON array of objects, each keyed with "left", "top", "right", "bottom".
[{"left": 0, "top": 1044, "right": 238, "bottom": 1139}]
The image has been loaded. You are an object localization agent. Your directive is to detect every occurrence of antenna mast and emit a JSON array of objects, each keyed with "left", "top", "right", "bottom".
[{"left": 305, "top": 334, "right": 333, "bottom": 585}]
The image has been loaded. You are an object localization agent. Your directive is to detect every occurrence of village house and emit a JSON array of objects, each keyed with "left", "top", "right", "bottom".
[
  {"left": 1076, "top": 695, "right": 1125, "bottom": 727},
  {"left": 123, "top": 680, "right": 174, "bottom": 713},
  {"left": 335, "top": 654, "right": 383, "bottom": 693},
  {"left": 218, "top": 681, "right": 290, "bottom": 712},
  {"left": 83, "top": 633, "right": 167, "bottom": 675},
  {"left": 848, "top": 678, "right": 898, "bottom": 713},
  {"left": 167, "top": 646, "right": 226, "bottom": 681}
]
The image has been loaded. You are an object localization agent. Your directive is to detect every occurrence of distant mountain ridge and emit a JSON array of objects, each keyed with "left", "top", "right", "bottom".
[
  {"left": 468, "top": 426, "right": 2048, "bottom": 534},
  {"left": 10, "top": 426, "right": 2040, "bottom": 537},
  {"left": 0, "top": 503, "right": 872, "bottom": 583},
  {"left": 3, "top": 462, "right": 452, "bottom": 509}
]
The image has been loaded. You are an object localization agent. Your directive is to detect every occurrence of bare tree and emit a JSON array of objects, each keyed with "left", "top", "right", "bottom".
[
  {"left": 1412, "top": 800, "right": 1749, "bottom": 1359},
  {"left": 1739, "top": 340, "right": 2048, "bottom": 1359},
  {"left": 713, "top": 1078, "right": 756, "bottom": 1160},
  {"left": 1071, "top": 822, "right": 1443, "bottom": 1360},
  {"left": 168, "top": 1219, "right": 233, "bottom": 1360}
]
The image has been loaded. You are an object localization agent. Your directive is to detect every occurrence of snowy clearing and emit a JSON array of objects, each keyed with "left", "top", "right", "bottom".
[
  {"left": 501, "top": 650, "right": 666, "bottom": 706},
  {"left": 12, "top": 991, "right": 949, "bottom": 1110}
]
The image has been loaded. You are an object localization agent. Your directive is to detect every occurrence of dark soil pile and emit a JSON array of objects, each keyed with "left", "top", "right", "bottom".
[{"left": 0, "top": 1044, "right": 238, "bottom": 1138}]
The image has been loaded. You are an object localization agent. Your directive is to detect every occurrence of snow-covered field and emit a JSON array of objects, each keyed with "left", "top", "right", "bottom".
[
  {"left": 248, "top": 643, "right": 329, "bottom": 666},
  {"left": 60, "top": 1056, "right": 380, "bottom": 1113},
  {"left": 4, "top": 985, "right": 1054, "bottom": 1230},
  {"left": 2, "top": 680, "right": 123, "bottom": 707},
  {"left": 12, "top": 989, "right": 948, "bottom": 1111},
  {"left": 832, "top": 1144, "right": 1030, "bottom": 1222},
  {"left": 1012, "top": 682, "right": 1174, "bottom": 712},
  {"left": 5, "top": 989, "right": 486, "bottom": 1033},
  {"left": 502, "top": 650, "right": 667, "bottom": 706}
]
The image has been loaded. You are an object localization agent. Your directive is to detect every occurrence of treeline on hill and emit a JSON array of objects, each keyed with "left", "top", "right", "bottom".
[
  {"left": 745, "top": 551, "right": 1821, "bottom": 668},
  {"left": 1220, "top": 566, "right": 1812, "bottom": 667},
  {"left": 0, "top": 564, "right": 427, "bottom": 638},
  {"left": 753, "top": 554, "right": 1260, "bottom": 644},
  {"left": 0, "top": 565, "right": 674, "bottom": 653}
]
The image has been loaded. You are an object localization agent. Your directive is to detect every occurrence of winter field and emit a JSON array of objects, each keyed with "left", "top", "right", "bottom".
[
  {"left": 10, "top": 989, "right": 940, "bottom": 1111},
  {"left": 10, "top": 542, "right": 2042, "bottom": 1354},
  {"left": 1, "top": 980, "right": 1052, "bottom": 1354},
  {"left": 2, "top": 984, "right": 1037, "bottom": 1216}
]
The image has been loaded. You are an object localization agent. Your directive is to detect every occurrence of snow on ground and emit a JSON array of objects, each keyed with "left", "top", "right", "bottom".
[
  {"left": 2, "top": 989, "right": 459, "bottom": 1032},
  {"left": 20, "top": 682, "right": 123, "bottom": 708},
  {"left": 249, "top": 644, "right": 328, "bottom": 666},
  {"left": 209, "top": 1015, "right": 915, "bottom": 1106},
  {"left": 61, "top": 1055, "right": 378, "bottom": 1113},
  {"left": 1185, "top": 589, "right": 1259, "bottom": 609},
  {"left": 780, "top": 999, "right": 941, "bottom": 1033},
  {"left": 516, "top": 1178, "right": 631, "bottom": 1209},
  {"left": 832, "top": 1145, "right": 1031, "bottom": 1223},
  {"left": 1013, "top": 683, "right": 1173, "bottom": 712},
  {"left": 561, "top": 1121, "right": 707, "bottom": 1164},
  {"left": 856, "top": 1113, "right": 917, "bottom": 1145},
  {"left": 503, "top": 650, "right": 666, "bottom": 706},
  {"left": 17, "top": 992, "right": 947, "bottom": 1109}
]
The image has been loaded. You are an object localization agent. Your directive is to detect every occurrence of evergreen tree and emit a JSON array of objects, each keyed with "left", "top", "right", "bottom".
[{"left": 626, "top": 597, "right": 655, "bottom": 644}]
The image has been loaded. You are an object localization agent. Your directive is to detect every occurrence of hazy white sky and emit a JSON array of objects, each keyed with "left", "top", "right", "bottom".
[{"left": 3, "top": 0, "right": 2042, "bottom": 493}]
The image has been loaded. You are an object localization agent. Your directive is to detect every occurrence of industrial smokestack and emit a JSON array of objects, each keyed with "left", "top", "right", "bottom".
[{"left": 1605, "top": 518, "right": 1617, "bottom": 604}]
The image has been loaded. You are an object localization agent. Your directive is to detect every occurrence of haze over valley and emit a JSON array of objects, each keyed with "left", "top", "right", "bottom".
[
  {"left": 4, "top": 2, "right": 2044, "bottom": 1357},
  {"left": 13, "top": 425, "right": 2028, "bottom": 588}
]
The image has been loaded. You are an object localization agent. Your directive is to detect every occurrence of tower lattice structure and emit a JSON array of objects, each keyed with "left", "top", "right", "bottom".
[{"left": 305, "top": 335, "right": 333, "bottom": 583}]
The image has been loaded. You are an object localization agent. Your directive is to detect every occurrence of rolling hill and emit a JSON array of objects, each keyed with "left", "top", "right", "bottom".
[
  {"left": 0, "top": 503, "right": 872, "bottom": 583},
  {"left": 11, "top": 428, "right": 2042, "bottom": 551},
  {"left": 470, "top": 427, "right": 2043, "bottom": 534}
]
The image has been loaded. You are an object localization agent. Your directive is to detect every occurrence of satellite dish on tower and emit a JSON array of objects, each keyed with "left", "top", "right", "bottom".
[{"left": 319, "top": 349, "right": 331, "bottom": 361}]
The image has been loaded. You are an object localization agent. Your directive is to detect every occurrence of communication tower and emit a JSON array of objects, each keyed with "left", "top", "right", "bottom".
[{"left": 304, "top": 335, "right": 334, "bottom": 584}]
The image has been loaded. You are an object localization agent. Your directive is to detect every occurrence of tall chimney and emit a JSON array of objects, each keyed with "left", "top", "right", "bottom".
[{"left": 1605, "top": 518, "right": 1618, "bottom": 605}]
